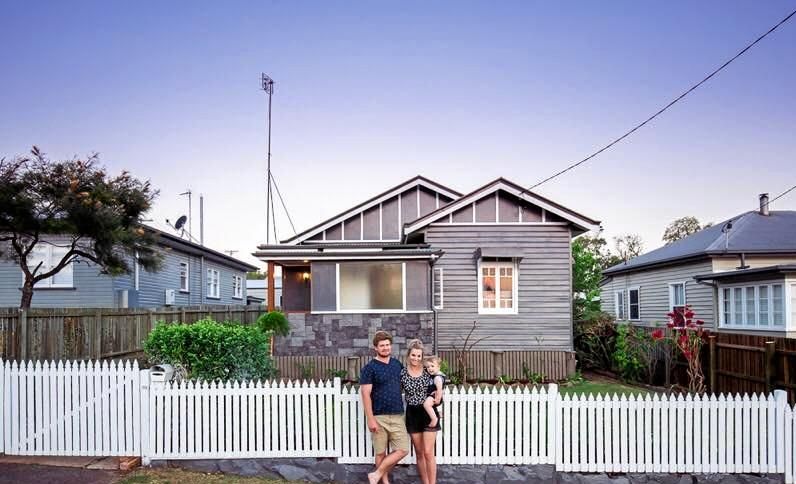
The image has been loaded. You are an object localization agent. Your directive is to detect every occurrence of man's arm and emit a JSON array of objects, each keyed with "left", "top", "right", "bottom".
[
  {"left": 360, "top": 384, "right": 379, "bottom": 432},
  {"left": 433, "top": 376, "right": 444, "bottom": 405}
]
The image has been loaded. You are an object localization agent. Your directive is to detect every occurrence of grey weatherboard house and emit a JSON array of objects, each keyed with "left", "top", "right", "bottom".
[
  {"left": 254, "top": 175, "right": 601, "bottom": 371},
  {"left": 600, "top": 194, "right": 796, "bottom": 337},
  {"left": 0, "top": 226, "right": 258, "bottom": 308}
]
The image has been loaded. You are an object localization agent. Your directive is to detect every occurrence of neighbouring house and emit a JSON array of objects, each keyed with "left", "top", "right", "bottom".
[
  {"left": 246, "top": 278, "right": 283, "bottom": 307},
  {"left": 600, "top": 194, "right": 796, "bottom": 337},
  {"left": 254, "top": 175, "right": 600, "bottom": 372},
  {"left": 0, "top": 226, "right": 257, "bottom": 308}
]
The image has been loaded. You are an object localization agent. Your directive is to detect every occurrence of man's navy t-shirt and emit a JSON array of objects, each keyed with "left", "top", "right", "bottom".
[{"left": 360, "top": 357, "right": 404, "bottom": 415}]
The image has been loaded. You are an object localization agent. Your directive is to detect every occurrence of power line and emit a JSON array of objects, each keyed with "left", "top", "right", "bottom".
[
  {"left": 520, "top": 7, "right": 796, "bottom": 195},
  {"left": 769, "top": 184, "right": 796, "bottom": 206},
  {"left": 270, "top": 171, "right": 298, "bottom": 236}
]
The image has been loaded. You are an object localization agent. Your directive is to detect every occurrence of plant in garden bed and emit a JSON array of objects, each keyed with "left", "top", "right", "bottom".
[
  {"left": 144, "top": 318, "right": 276, "bottom": 381},
  {"left": 256, "top": 311, "right": 291, "bottom": 355},
  {"left": 652, "top": 305, "right": 709, "bottom": 394},
  {"left": 574, "top": 311, "right": 616, "bottom": 371}
]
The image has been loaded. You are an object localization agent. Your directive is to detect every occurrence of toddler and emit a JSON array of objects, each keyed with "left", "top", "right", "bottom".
[{"left": 423, "top": 355, "right": 446, "bottom": 429}]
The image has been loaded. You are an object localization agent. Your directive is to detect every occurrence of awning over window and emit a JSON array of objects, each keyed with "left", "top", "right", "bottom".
[{"left": 473, "top": 247, "right": 524, "bottom": 261}]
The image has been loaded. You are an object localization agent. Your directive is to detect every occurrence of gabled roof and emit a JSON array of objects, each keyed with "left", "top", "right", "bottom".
[
  {"left": 279, "top": 175, "right": 462, "bottom": 245},
  {"left": 146, "top": 225, "right": 258, "bottom": 272},
  {"left": 403, "top": 177, "right": 601, "bottom": 235},
  {"left": 603, "top": 210, "right": 796, "bottom": 275}
]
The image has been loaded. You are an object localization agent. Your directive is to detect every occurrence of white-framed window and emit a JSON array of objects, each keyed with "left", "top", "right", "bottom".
[
  {"left": 179, "top": 261, "right": 190, "bottom": 292},
  {"left": 206, "top": 268, "right": 220, "bottom": 299},
  {"left": 669, "top": 282, "right": 686, "bottom": 314},
  {"left": 614, "top": 290, "right": 626, "bottom": 320},
  {"left": 337, "top": 261, "right": 405, "bottom": 311},
  {"left": 628, "top": 287, "right": 640, "bottom": 321},
  {"left": 233, "top": 275, "right": 243, "bottom": 299},
  {"left": 25, "top": 244, "right": 73, "bottom": 288},
  {"left": 719, "top": 282, "right": 788, "bottom": 329},
  {"left": 478, "top": 260, "right": 518, "bottom": 314},
  {"left": 433, "top": 267, "right": 444, "bottom": 310}
]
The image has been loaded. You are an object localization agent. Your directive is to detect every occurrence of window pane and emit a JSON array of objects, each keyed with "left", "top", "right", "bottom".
[
  {"left": 340, "top": 262, "right": 403, "bottom": 310},
  {"left": 482, "top": 267, "right": 496, "bottom": 308},
  {"left": 499, "top": 270, "right": 513, "bottom": 308},
  {"left": 745, "top": 287, "right": 756, "bottom": 326},
  {"left": 616, "top": 292, "right": 625, "bottom": 319},
  {"left": 722, "top": 288, "right": 731, "bottom": 325},
  {"left": 773, "top": 284, "right": 784, "bottom": 326},
  {"left": 758, "top": 286, "right": 769, "bottom": 326},
  {"left": 733, "top": 288, "right": 743, "bottom": 325},
  {"left": 672, "top": 284, "right": 685, "bottom": 306},
  {"left": 629, "top": 289, "right": 640, "bottom": 320}
]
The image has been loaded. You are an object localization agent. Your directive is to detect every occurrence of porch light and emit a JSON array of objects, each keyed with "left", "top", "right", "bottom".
[{"left": 302, "top": 272, "right": 311, "bottom": 281}]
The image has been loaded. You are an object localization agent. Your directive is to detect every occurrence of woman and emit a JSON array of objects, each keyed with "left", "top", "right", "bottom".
[{"left": 401, "top": 340, "right": 440, "bottom": 484}]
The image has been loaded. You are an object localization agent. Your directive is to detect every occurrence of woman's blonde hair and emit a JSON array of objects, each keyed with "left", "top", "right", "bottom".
[{"left": 406, "top": 339, "right": 425, "bottom": 359}]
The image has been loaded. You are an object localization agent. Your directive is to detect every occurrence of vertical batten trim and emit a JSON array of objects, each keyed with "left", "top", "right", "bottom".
[
  {"left": 449, "top": 213, "right": 453, "bottom": 223},
  {"left": 398, "top": 194, "right": 402, "bottom": 239},
  {"left": 360, "top": 212, "right": 364, "bottom": 240},
  {"left": 341, "top": 221, "right": 345, "bottom": 239},
  {"left": 495, "top": 192, "right": 500, "bottom": 222},
  {"left": 542, "top": 209, "right": 546, "bottom": 223},
  {"left": 436, "top": 192, "right": 440, "bottom": 209},
  {"left": 379, "top": 202, "right": 383, "bottom": 240},
  {"left": 416, "top": 187, "right": 420, "bottom": 219},
  {"left": 519, "top": 205, "right": 523, "bottom": 223},
  {"left": 472, "top": 202, "right": 476, "bottom": 223}
]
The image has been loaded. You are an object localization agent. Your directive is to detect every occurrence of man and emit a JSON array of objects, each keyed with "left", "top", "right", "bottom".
[{"left": 360, "top": 331, "right": 409, "bottom": 484}]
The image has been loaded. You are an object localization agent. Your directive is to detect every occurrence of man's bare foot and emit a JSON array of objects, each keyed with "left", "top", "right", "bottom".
[{"left": 368, "top": 471, "right": 381, "bottom": 484}]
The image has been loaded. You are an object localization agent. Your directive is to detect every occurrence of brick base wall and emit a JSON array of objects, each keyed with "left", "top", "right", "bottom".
[{"left": 276, "top": 312, "right": 434, "bottom": 356}]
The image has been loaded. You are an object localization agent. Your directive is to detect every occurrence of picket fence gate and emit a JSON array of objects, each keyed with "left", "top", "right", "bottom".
[{"left": 2, "top": 359, "right": 796, "bottom": 483}]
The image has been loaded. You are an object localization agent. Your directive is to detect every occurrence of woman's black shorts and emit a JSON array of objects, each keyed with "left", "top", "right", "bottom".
[{"left": 405, "top": 404, "right": 441, "bottom": 433}]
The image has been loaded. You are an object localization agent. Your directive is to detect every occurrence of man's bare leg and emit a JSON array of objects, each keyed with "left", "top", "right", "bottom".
[
  {"left": 373, "top": 452, "right": 390, "bottom": 484},
  {"left": 368, "top": 449, "right": 408, "bottom": 484}
]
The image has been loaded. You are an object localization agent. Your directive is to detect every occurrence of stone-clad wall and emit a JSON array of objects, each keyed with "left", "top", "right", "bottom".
[{"left": 276, "top": 313, "right": 434, "bottom": 356}]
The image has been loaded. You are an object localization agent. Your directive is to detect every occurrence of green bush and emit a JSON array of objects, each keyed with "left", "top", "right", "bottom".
[
  {"left": 256, "top": 311, "right": 290, "bottom": 336},
  {"left": 574, "top": 311, "right": 617, "bottom": 371},
  {"left": 612, "top": 324, "right": 645, "bottom": 382},
  {"left": 144, "top": 318, "right": 276, "bottom": 381}
]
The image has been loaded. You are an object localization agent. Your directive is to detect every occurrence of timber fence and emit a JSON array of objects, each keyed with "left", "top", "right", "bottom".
[{"left": 3, "top": 359, "right": 796, "bottom": 481}]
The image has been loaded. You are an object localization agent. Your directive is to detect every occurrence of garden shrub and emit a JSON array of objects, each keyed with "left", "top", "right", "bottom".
[
  {"left": 612, "top": 324, "right": 645, "bottom": 382},
  {"left": 573, "top": 311, "right": 616, "bottom": 371},
  {"left": 144, "top": 318, "right": 276, "bottom": 381}
]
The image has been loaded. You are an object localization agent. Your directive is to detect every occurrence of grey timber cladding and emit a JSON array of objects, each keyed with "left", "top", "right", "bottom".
[
  {"left": 426, "top": 224, "right": 574, "bottom": 351},
  {"left": 311, "top": 262, "right": 337, "bottom": 311},
  {"left": 599, "top": 259, "right": 716, "bottom": 329},
  {"left": 0, "top": 259, "right": 115, "bottom": 308}
]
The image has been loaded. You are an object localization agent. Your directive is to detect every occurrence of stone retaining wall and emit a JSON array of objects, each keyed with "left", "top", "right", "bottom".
[
  {"left": 276, "top": 312, "right": 434, "bottom": 356},
  {"left": 154, "top": 458, "right": 784, "bottom": 484}
]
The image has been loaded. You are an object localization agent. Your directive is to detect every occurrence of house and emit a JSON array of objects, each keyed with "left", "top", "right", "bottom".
[
  {"left": 246, "top": 278, "right": 282, "bottom": 307},
  {"left": 0, "top": 226, "right": 258, "bottom": 308},
  {"left": 600, "top": 194, "right": 796, "bottom": 337},
  {"left": 254, "top": 175, "right": 600, "bottom": 370}
]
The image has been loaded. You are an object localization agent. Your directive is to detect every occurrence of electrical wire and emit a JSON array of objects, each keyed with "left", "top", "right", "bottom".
[
  {"left": 769, "top": 184, "right": 796, "bottom": 206},
  {"left": 520, "top": 7, "right": 796, "bottom": 195}
]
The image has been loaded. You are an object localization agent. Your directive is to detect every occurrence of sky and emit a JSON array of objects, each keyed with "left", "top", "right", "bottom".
[{"left": 2, "top": 1, "right": 795, "bottom": 268}]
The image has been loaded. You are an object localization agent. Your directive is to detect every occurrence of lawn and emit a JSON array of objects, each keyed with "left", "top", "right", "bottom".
[
  {"left": 558, "top": 376, "right": 651, "bottom": 397},
  {"left": 118, "top": 468, "right": 325, "bottom": 484}
]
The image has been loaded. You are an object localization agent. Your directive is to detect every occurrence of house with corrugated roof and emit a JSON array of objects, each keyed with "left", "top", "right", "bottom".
[
  {"left": 600, "top": 194, "right": 796, "bottom": 337},
  {"left": 253, "top": 175, "right": 600, "bottom": 377}
]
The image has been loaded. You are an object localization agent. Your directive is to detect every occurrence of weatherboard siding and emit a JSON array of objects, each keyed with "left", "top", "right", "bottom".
[
  {"left": 600, "top": 259, "right": 716, "bottom": 328},
  {"left": 0, "top": 259, "right": 115, "bottom": 308},
  {"left": 426, "top": 224, "right": 574, "bottom": 351}
]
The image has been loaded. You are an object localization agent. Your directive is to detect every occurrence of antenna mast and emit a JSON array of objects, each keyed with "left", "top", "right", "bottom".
[{"left": 261, "top": 73, "right": 275, "bottom": 244}]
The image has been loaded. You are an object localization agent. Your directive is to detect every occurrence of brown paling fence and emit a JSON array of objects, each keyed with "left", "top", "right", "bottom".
[
  {"left": 273, "top": 350, "right": 576, "bottom": 382},
  {"left": 0, "top": 306, "right": 262, "bottom": 362}
]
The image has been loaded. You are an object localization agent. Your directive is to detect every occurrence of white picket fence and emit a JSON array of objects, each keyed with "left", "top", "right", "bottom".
[{"left": 2, "top": 359, "right": 796, "bottom": 482}]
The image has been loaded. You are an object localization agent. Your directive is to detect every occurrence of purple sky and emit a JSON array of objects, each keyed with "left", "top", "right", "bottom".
[{"left": 2, "top": 1, "right": 795, "bottom": 267}]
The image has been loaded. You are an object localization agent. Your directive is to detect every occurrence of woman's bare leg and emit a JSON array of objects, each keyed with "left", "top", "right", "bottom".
[
  {"left": 423, "top": 431, "right": 438, "bottom": 484},
  {"left": 410, "top": 432, "right": 429, "bottom": 484}
]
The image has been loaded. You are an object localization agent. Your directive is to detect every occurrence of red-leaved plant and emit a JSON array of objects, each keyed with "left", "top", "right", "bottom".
[{"left": 652, "top": 305, "right": 709, "bottom": 394}]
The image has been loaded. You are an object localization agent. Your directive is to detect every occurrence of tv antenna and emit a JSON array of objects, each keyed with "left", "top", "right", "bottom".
[{"left": 261, "top": 73, "right": 276, "bottom": 244}]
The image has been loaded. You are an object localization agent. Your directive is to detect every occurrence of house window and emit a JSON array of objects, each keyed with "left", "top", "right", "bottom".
[
  {"left": 338, "top": 262, "right": 404, "bottom": 311},
  {"left": 478, "top": 260, "right": 517, "bottom": 314},
  {"left": 669, "top": 282, "right": 686, "bottom": 314},
  {"left": 179, "top": 262, "right": 190, "bottom": 292},
  {"left": 233, "top": 275, "right": 243, "bottom": 299},
  {"left": 614, "top": 290, "right": 626, "bottom": 320},
  {"left": 207, "top": 269, "right": 220, "bottom": 299},
  {"left": 720, "top": 282, "right": 788, "bottom": 329},
  {"left": 433, "top": 267, "right": 444, "bottom": 310},
  {"left": 25, "top": 245, "right": 73, "bottom": 288},
  {"left": 628, "top": 288, "right": 640, "bottom": 321}
]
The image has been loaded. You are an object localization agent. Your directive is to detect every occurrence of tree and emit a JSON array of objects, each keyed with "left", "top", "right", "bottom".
[
  {"left": 256, "top": 310, "right": 291, "bottom": 355},
  {"left": 0, "top": 147, "right": 161, "bottom": 308},
  {"left": 247, "top": 270, "right": 267, "bottom": 280},
  {"left": 613, "top": 234, "right": 644, "bottom": 262},
  {"left": 572, "top": 235, "right": 606, "bottom": 319},
  {"left": 662, "top": 216, "right": 712, "bottom": 245}
]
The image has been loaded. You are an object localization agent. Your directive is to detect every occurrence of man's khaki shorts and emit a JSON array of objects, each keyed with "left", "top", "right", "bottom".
[{"left": 372, "top": 414, "right": 410, "bottom": 455}]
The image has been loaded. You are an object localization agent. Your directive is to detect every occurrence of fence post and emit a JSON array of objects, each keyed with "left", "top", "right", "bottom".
[
  {"left": 333, "top": 377, "right": 342, "bottom": 458},
  {"left": 94, "top": 310, "right": 103, "bottom": 360},
  {"left": 775, "top": 389, "right": 788, "bottom": 474},
  {"left": 19, "top": 309, "right": 27, "bottom": 362},
  {"left": 765, "top": 341, "right": 777, "bottom": 394},
  {"left": 0, "top": 358, "right": 4, "bottom": 454},
  {"left": 547, "top": 383, "right": 559, "bottom": 466},
  {"left": 347, "top": 357, "right": 359, "bottom": 382},
  {"left": 709, "top": 336, "right": 717, "bottom": 393},
  {"left": 139, "top": 368, "right": 151, "bottom": 465},
  {"left": 492, "top": 351, "right": 504, "bottom": 380}
]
